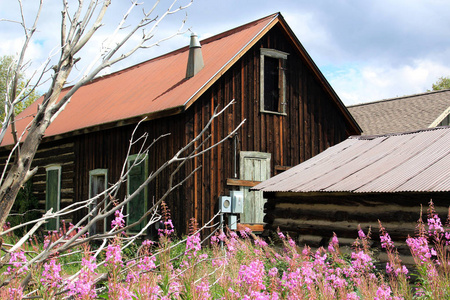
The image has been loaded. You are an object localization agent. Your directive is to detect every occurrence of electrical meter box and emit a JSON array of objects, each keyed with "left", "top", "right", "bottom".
[
  {"left": 229, "top": 215, "right": 237, "bottom": 230},
  {"left": 230, "top": 191, "right": 244, "bottom": 214},
  {"left": 219, "top": 196, "right": 232, "bottom": 213}
]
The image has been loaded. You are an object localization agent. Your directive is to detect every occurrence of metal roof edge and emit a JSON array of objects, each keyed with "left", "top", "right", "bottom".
[{"left": 347, "top": 89, "right": 450, "bottom": 108}]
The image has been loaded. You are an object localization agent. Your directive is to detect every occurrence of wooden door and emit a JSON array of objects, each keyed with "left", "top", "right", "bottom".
[{"left": 239, "top": 152, "right": 271, "bottom": 224}]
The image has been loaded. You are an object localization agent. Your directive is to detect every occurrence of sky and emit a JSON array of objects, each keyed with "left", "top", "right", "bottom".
[{"left": 1, "top": 0, "right": 450, "bottom": 105}]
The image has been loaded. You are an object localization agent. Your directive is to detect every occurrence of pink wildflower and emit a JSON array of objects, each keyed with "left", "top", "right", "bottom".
[
  {"left": 238, "top": 259, "right": 266, "bottom": 291},
  {"left": 185, "top": 233, "right": 201, "bottom": 258},
  {"left": 3, "top": 251, "right": 28, "bottom": 276},
  {"left": 111, "top": 210, "right": 125, "bottom": 228},
  {"left": 105, "top": 244, "right": 123, "bottom": 266},
  {"left": 380, "top": 232, "right": 394, "bottom": 249},
  {"left": 428, "top": 213, "right": 444, "bottom": 236},
  {"left": 68, "top": 256, "right": 97, "bottom": 299},
  {"left": 195, "top": 279, "right": 211, "bottom": 299},
  {"left": 374, "top": 285, "right": 392, "bottom": 300},
  {"left": 40, "top": 259, "right": 63, "bottom": 288}
]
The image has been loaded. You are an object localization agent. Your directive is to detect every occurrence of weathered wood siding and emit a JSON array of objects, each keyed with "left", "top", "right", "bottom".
[
  {"left": 181, "top": 24, "right": 356, "bottom": 232},
  {"left": 264, "top": 192, "right": 450, "bottom": 263}
]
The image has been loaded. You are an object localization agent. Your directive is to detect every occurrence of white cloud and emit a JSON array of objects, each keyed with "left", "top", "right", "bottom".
[{"left": 326, "top": 60, "right": 450, "bottom": 105}]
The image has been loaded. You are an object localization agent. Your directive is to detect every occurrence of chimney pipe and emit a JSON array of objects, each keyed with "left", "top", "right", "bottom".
[{"left": 186, "top": 32, "right": 204, "bottom": 78}]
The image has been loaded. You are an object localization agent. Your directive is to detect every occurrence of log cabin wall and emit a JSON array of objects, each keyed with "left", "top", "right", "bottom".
[
  {"left": 264, "top": 192, "right": 450, "bottom": 264},
  {"left": 0, "top": 140, "right": 76, "bottom": 224}
]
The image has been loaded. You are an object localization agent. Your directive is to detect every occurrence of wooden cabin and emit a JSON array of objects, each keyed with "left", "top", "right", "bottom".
[
  {"left": 254, "top": 126, "right": 450, "bottom": 263},
  {"left": 1, "top": 13, "right": 360, "bottom": 236}
]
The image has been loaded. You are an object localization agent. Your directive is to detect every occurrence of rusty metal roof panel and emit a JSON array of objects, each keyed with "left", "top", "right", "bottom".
[
  {"left": 2, "top": 14, "right": 278, "bottom": 146},
  {"left": 254, "top": 126, "right": 450, "bottom": 193}
]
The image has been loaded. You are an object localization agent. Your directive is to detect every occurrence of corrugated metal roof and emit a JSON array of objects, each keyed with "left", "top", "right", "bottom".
[
  {"left": 2, "top": 14, "right": 279, "bottom": 146},
  {"left": 254, "top": 126, "right": 450, "bottom": 193},
  {"left": 347, "top": 89, "right": 450, "bottom": 135}
]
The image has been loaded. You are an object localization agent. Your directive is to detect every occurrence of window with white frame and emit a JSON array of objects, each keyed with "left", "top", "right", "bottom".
[
  {"left": 46, "top": 165, "right": 61, "bottom": 230},
  {"left": 260, "top": 48, "right": 289, "bottom": 114}
]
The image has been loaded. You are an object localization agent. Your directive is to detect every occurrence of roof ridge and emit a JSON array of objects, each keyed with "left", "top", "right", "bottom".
[
  {"left": 350, "top": 125, "right": 450, "bottom": 140},
  {"left": 348, "top": 89, "right": 450, "bottom": 108}
]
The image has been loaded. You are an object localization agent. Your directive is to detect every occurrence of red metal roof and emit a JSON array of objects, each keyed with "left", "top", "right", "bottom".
[
  {"left": 254, "top": 126, "right": 450, "bottom": 193},
  {"left": 3, "top": 12, "right": 360, "bottom": 146},
  {"left": 2, "top": 14, "right": 278, "bottom": 146}
]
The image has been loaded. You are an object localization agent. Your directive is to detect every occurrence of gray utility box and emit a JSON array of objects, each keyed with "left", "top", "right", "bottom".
[
  {"left": 230, "top": 191, "right": 244, "bottom": 214},
  {"left": 229, "top": 215, "right": 237, "bottom": 230},
  {"left": 219, "top": 196, "right": 232, "bottom": 213}
]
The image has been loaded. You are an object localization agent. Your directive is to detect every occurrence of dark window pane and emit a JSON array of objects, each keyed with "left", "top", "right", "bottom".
[
  {"left": 128, "top": 159, "right": 146, "bottom": 231},
  {"left": 264, "top": 56, "right": 279, "bottom": 112},
  {"left": 46, "top": 169, "right": 59, "bottom": 230},
  {"left": 89, "top": 174, "right": 106, "bottom": 235}
]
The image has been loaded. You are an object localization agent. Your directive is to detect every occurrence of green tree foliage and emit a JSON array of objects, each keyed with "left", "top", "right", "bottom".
[
  {"left": 431, "top": 76, "right": 450, "bottom": 91},
  {"left": 0, "top": 55, "right": 40, "bottom": 120}
]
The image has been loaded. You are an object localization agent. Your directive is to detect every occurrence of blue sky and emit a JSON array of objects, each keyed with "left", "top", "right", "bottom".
[{"left": 1, "top": 0, "right": 450, "bottom": 105}]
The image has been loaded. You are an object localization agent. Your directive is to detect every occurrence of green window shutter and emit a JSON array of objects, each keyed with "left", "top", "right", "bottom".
[
  {"left": 127, "top": 156, "right": 148, "bottom": 232},
  {"left": 46, "top": 167, "right": 60, "bottom": 230}
]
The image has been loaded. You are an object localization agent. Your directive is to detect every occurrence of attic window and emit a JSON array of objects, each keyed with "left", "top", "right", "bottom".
[{"left": 260, "top": 48, "right": 289, "bottom": 114}]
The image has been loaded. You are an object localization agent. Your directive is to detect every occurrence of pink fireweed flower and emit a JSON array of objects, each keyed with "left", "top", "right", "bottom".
[
  {"left": 3, "top": 251, "right": 28, "bottom": 276},
  {"left": 346, "top": 292, "right": 360, "bottom": 300},
  {"left": 277, "top": 231, "right": 286, "bottom": 240},
  {"left": 138, "top": 256, "right": 156, "bottom": 272},
  {"left": 218, "top": 231, "right": 227, "bottom": 241},
  {"left": 185, "top": 233, "right": 201, "bottom": 258},
  {"left": 406, "top": 236, "right": 431, "bottom": 264},
  {"left": 374, "top": 285, "right": 393, "bottom": 300},
  {"left": 142, "top": 239, "right": 154, "bottom": 247},
  {"left": 428, "top": 213, "right": 444, "bottom": 236},
  {"left": 40, "top": 259, "right": 63, "bottom": 288},
  {"left": 254, "top": 238, "right": 268, "bottom": 248},
  {"left": 68, "top": 256, "right": 97, "bottom": 299},
  {"left": 105, "top": 244, "right": 123, "bottom": 266},
  {"left": 158, "top": 219, "right": 175, "bottom": 236},
  {"left": 268, "top": 267, "right": 278, "bottom": 277},
  {"left": 6, "top": 286, "right": 23, "bottom": 300},
  {"left": 288, "top": 237, "right": 296, "bottom": 248},
  {"left": 111, "top": 210, "right": 125, "bottom": 228},
  {"left": 238, "top": 259, "right": 266, "bottom": 291},
  {"left": 380, "top": 232, "right": 394, "bottom": 249},
  {"left": 195, "top": 279, "right": 211, "bottom": 299},
  {"left": 358, "top": 229, "right": 366, "bottom": 239},
  {"left": 328, "top": 234, "right": 339, "bottom": 252}
]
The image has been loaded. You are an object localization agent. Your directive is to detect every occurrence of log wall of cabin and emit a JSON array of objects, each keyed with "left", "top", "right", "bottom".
[
  {"left": 0, "top": 140, "right": 76, "bottom": 223},
  {"left": 264, "top": 192, "right": 450, "bottom": 263}
]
